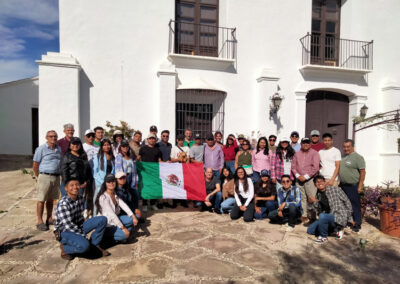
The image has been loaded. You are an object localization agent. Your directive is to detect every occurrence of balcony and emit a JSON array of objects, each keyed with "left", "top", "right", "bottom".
[
  {"left": 168, "top": 20, "right": 237, "bottom": 70},
  {"left": 300, "top": 33, "right": 373, "bottom": 75}
]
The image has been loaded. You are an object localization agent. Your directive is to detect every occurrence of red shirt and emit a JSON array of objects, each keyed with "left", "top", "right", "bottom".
[
  {"left": 222, "top": 140, "right": 238, "bottom": 161},
  {"left": 310, "top": 142, "right": 324, "bottom": 152},
  {"left": 57, "top": 137, "right": 70, "bottom": 156}
]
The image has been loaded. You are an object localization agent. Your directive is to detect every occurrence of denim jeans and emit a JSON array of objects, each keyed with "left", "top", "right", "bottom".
[
  {"left": 60, "top": 216, "right": 107, "bottom": 255},
  {"left": 268, "top": 204, "right": 301, "bottom": 227},
  {"left": 197, "top": 191, "right": 222, "bottom": 210},
  {"left": 220, "top": 197, "right": 236, "bottom": 213},
  {"left": 254, "top": 200, "right": 278, "bottom": 219},
  {"left": 225, "top": 161, "right": 235, "bottom": 175},
  {"left": 252, "top": 171, "right": 261, "bottom": 183},
  {"left": 341, "top": 183, "right": 362, "bottom": 229},
  {"left": 104, "top": 215, "right": 134, "bottom": 241},
  {"left": 60, "top": 181, "right": 66, "bottom": 197},
  {"left": 307, "top": 213, "right": 336, "bottom": 237},
  {"left": 213, "top": 170, "right": 221, "bottom": 182}
]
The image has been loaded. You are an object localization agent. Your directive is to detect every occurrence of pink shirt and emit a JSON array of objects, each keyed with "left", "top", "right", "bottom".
[
  {"left": 251, "top": 149, "right": 272, "bottom": 172},
  {"left": 291, "top": 148, "right": 320, "bottom": 180}
]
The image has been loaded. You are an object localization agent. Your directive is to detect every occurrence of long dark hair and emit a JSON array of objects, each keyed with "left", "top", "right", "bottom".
[
  {"left": 94, "top": 182, "right": 108, "bottom": 214},
  {"left": 255, "top": 177, "right": 275, "bottom": 196},
  {"left": 234, "top": 167, "right": 249, "bottom": 194},
  {"left": 118, "top": 143, "right": 137, "bottom": 160},
  {"left": 220, "top": 166, "right": 233, "bottom": 185},
  {"left": 256, "top": 137, "right": 269, "bottom": 155},
  {"left": 98, "top": 138, "right": 115, "bottom": 171},
  {"left": 276, "top": 141, "right": 295, "bottom": 162},
  {"left": 224, "top": 135, "right": 234, "bottom": 148},
  {"left": 67, "top": 138, "right": 87, "bottom": 159}
]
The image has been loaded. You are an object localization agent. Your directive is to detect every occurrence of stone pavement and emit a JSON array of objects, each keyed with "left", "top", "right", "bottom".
[{"left": 1, "top": 170, "right": 400, "bottom": 283}]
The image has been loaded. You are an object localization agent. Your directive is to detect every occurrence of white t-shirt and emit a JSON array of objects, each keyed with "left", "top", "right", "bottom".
[
  {"left": 319, "top": 147, "right": 341, "bottom": 180},
  {"left": 170, "top": 145, "right": 190, "bottom": 160}
]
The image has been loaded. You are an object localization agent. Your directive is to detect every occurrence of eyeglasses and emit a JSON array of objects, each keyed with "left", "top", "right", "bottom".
[
  {"left": 281, "top": 180, "right": 291, "bottom": 184},
  {"left": 269, "top": 139, "right": 276, "bottom": 142},
  {"left": 47, "top": 135, "right": 58, "bottom": 138}
]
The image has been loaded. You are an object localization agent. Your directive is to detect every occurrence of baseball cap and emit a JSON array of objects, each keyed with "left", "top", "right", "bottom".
[
  {"left": 310, "top": 130, "right": 320, "bottom": 136},
  {"left": 290, "top": 131, "right": 299, "bottom": 137},
  {"left": 177, "top": 134, "right": 185, "bottom": 140},
  {"left": 147, "top": 133, "right": 156, "bottom": 139},
  {"left": 113, "top": 130, "right": 123, "bottom": 136},
  {"left": 115, "top": 172, "right": 126, "bottom": 179},
  {"left": 206, "top": 133, "right": 214, "bottom": 140},
  {"left": 150, "top": 125, "right": 158, "bottom": 132},
  {"left": 301, "top": 137, "right": 311, "bottom": 144},
  {"left": 260, "top": 169, "right": 270, "bottom": 177},
  {"left": 70, "top": 137, "right": 81, "bottom": 144},
  {"left": 105, "top": 174, "right": 116, "bottom": 183},
  {"left": 238, "top": 134, "right": 245, "bottom": 139},
  {"left": 194, "top": 133, "right": 201, "bottom": 140},
  {"left": 85, "top": 129, "right": 95, "bottom": 136},
  {"left": 120, "top": 139, "right": 129, "bottom": 147},
  {"left": 280, "top": 137, "right": 290, "bottom": 143}
]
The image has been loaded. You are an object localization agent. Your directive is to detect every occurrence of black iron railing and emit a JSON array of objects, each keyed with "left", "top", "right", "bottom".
[
  {"left": 300, "top": 33, "right": 373, "bottom": 71},
  {"left": 169, "top": 20, "right": 237, "bottom": 60}
]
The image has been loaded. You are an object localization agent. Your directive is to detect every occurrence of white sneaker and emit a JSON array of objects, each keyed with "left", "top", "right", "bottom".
[
  {"left": 151, "top": 205, "right": 159, "bottom": 211},
  {"left": 315, "top": 236, "right": 328, "bottom": 244},
  {"left": 142, "top": 205, "right": 148, "bottom": 212},
  {"left": 336, "top": 230, "right": 344, "bottom": 240},
  {"left": 285, "top": 226, "right": 294, "bottom": 232}
]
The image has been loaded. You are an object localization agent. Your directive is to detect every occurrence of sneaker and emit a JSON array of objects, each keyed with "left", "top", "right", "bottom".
[
  {"left": 151, "top": 205, "right": 159, "bottom": 211},
  {"left": 336, "top": 230, "right": 344, "bottom": 239},
  {"left": 352, "top": 227, "right": 361, "bottom": 234},
  {"left": 314, "top": 236, "right": 328, "bottom": 244},
  {"left": 285, "top": 226, "right": 294, "bottom": 232},
  {"left": 142, "top": 205, "right": 148, "bottom": 212}
]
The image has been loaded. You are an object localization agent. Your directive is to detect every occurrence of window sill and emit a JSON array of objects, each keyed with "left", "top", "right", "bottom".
[
  {"left": 300, "top": 64, "right": 372, "bottom": 75},
  {"left": 168, "top": 53, "right": 235, "bottom": 71}
]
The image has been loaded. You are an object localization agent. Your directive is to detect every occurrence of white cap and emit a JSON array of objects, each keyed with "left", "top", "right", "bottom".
[
  {"left": 115, "top": 172, "right": 126, "bottom": 179},
  {"left": 280, "top": 137, "right": 290, "bottom": 143},
  {"left": 114, "top": 130, "right": 123, "bottom": 135},
  {"left": 85, "top": 129, "right": 95, "bottom": 136}
]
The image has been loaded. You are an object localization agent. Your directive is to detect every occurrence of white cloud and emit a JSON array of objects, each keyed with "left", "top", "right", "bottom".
[
  {"left": 14, "top": 25, "right": 58, "bottom": 40},
  {"left": 0, "top": 0, "right": 58, "bottom": 25},
  {"left": 0, "top": 59, "right": 37, "bottom": 84},
  {"left": 0, "top": 25, "right": 26, "bottom": 57}
]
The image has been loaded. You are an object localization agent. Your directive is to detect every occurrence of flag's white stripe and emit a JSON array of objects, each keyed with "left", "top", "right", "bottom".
[{"left": 159, "top": 163, "right": 187, "bottom": 199}]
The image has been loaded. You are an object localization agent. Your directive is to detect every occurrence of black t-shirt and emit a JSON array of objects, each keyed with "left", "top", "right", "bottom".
[
  {"left": 139, "top": 145, "right": 162, "bottom": 162},
  {"left": 157, "top": 142, "right": 172, "bottom": 162},
  {"left": 318, "top": 191, "right": 331, "bottom": 213},
  {"left": 254, "top": 180, "right": 276, "bottom": 207},
  {"left": 106, "top": 159, "right": 113, "bottom": 174},
  {"left": 205, "top": 176, "right": 218, "bottom": 195}
]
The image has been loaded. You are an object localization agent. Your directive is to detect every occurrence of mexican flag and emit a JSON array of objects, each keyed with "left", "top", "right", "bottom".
[{"left": 137, "top": 162, "right": 206, "bottom": 200}]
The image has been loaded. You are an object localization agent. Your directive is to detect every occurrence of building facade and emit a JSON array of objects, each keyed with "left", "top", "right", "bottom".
[{"left": 2, "top": 0, "right": 400, "bottom": 185}]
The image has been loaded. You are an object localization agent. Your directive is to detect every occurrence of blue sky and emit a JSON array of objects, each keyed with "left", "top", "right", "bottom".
[{"left": 0, "top": 0, "right": 59, "bottom": 83}]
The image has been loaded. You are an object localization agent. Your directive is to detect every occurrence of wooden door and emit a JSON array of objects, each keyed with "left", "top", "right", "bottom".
[
  {"left": 32, "top": 107, "right": 38, "bottom": 154},
  {"left": 306, "top": 91, "right": 349, "bottom": 151}
]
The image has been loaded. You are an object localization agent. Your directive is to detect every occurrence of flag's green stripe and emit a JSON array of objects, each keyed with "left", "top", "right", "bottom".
[{"left": 137, "top": 162, "right": 162, "bottom": 199}]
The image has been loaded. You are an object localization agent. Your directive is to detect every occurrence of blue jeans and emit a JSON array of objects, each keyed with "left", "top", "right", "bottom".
[
  {"left": 254, "top": 200, "right": 278, "bottom": 219},
  {"left": 60, "top": 216, "right": 107, "bottom": 255},
  {"left": 307, "top": 213, "right": 336, "bottom": 238},
  {"left": 252, "top": 171, "right": 261, "bottom": 183},
  {"left": 213, "top": 170, "right": 221, "bottom": 182},
  {"left": 197, "top": 191, "right": 222, "bottom": 210},
  {"left": 220, "top": 197, "right": 236, "bottom": 213},
  {"left": 225, "top": 161, "right": 235, "bottom": 175},
  {"left": 104, "top": 215, "right": 134, "bottom": 241},
  {"left": 341, "top": 183, "right": 362, "bottom": 229},
  {"left": 60, "top": 182, "right": 66, "bottom": 197}
]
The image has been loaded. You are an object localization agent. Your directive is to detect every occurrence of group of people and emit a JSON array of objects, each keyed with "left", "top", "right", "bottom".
[{"left": 32, "top": 123, "right": 366, "bottom": 260}]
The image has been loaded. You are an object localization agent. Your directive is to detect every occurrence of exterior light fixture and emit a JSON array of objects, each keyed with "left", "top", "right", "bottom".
[
  {"left": 269, "top": 92, "right": 283, "bottom": 119},
  {"left": 360, "top": 104, "right": 368, "bottom": 118}
]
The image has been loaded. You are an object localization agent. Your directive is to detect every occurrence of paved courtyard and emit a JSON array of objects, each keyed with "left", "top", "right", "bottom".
[{"left": 1, "top": 169, "right": 400, "bottom": 283}]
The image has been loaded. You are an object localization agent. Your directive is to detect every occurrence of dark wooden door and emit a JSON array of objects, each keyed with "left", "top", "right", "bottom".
[
  {"left": 32, "top": 107, "right": 39, "bottom": 154},
  {"left": 306, "top": 91, "right": 349, "bottom": 151}
]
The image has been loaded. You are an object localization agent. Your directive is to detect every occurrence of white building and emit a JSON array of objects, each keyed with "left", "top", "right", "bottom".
[{"left": 1, "top": 0, "right": 400, "bottom": 185}]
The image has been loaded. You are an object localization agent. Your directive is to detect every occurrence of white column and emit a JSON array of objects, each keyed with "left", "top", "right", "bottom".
[
  {"left": 256, "top": 68, "right": 280, "bottom": 135},
  {"left": 295, "top": 91, "right": 307, "bottom": 137},
  {"left": 36, "top": 52, "right": 81, "bottom": 144},
  {"left": 157, "top": 61, "right": 177, "bottom": 143}
]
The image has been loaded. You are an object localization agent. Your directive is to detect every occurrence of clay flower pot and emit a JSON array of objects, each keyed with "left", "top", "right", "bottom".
[{"left": 378, "top": 196, "right": 400, "bottom": 238}]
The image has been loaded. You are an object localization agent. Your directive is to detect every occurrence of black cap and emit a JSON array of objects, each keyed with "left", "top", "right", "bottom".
[
  {"left": 177, "top": 134, "right": 185, "bottom": 140},
  {"left": 194, "top": 133, "right": 201, "bottom": 139},
  {"left": 120, "top": 139, "right": 129, "bottom": 147},
  {"left": 150, "top": 125, "right": 157, "bottom": 132},
  {"left": 105, "top": 174, "right": 116, "bottom": 183},
  {"left": 301, "top": 137, "right": 311, "bottom": 144},
  {"left": 290, "top": 131, "right": 299, "bottom": 137},
  {"left": 206, "top": 133, "right": 214, "bottom": 141},
  {"left": 70, "top": 137, "right": 81, "bottom": 144}
]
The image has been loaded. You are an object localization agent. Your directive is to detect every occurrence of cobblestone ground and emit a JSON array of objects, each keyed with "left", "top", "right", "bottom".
[{"left": 1, "top": 170, "right": 400, "bottom": 283}]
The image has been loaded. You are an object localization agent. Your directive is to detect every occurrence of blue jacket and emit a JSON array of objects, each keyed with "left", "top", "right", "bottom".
[{"left": 92, "top": 154, "right": 115, "bottom": 186}]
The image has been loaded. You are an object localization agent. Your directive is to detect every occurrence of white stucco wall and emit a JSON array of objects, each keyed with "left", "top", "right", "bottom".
[
  {"left": 38, "top": 0, "right": 400, "bottom": 184},
  {"left": 0, "top": 77, "right": 38, "bottom": 155}
]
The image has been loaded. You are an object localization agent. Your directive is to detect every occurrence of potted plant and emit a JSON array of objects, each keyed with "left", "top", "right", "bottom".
[{"left": 378, "top": 183, "right": 400, "bottom": 238}]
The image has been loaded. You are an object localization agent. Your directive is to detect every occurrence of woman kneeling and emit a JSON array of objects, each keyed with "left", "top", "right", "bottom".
[{"left": 230, "top": 167, "right": 254, "bottom": 222}]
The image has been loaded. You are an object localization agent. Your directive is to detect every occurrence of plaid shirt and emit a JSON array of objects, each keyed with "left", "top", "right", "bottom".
[
  {"left": 270, "top": 153, "right": 294, "bottom": 180},
  {"left": 54, "top": 195, "right": 85, "bottom": 236},
  {"left": 311, "top": 186, "right": 353, "bottom": 227},
  {"left": 277, "top": 186, "right": 302, "bottom": 209}
]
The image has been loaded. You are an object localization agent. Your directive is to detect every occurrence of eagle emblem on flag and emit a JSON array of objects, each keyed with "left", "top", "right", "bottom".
[{"left": 166, "top": 174, "right": 181, "bottom": 186}]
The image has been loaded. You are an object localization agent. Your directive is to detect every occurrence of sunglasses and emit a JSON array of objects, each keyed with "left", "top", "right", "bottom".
[
  {"left": 269, "top": 139, "right": 276, "bottom": 142},
  {"left": 281, "top": 180, "right": 291, "bottom": 184},
  {"left": 312, "top": 135, "right": 319, "bottom": 137},
  {"left": 291, "top": 135, "right": 299, "bottom": 138},
  {"left": 162, "top": 135, "right": 169, "bottom": 138},
  {"left": 106, "top": 180, "right": 116, "bottom": 183},
  {"left": 86, "top": 134, "right": 95, "bottom": 138}
]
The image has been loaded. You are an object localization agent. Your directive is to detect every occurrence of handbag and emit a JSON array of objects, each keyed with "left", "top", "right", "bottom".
[{"left": 243, "top": 164, "right": 253, "bottom": 175}]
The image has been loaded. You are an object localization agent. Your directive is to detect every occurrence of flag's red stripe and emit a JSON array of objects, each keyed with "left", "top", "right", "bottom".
[{"left": 182, "top": 163, "right": 206, "bottom": 201}]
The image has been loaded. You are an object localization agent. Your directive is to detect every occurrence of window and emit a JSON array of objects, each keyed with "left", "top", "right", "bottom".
[
  {"left": 311, "top": 0, "right": 341, "bottom": 65},
  {"left": 175, "top": 0, "right": 219, "bottom": 57},
  {"left": 176, "top": 89, "right": 225, "bottom": 140}
]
